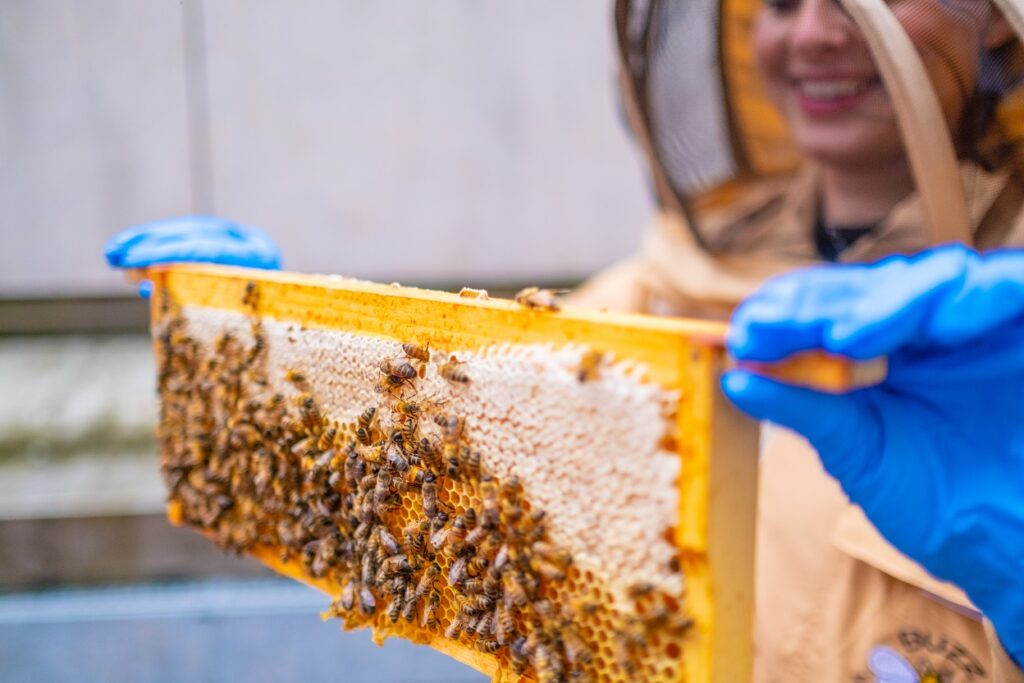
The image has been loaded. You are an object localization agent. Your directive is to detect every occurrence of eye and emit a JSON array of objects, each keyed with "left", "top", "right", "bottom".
[{"left": 763, "top": 0, "right": 800, "bottom": 12}]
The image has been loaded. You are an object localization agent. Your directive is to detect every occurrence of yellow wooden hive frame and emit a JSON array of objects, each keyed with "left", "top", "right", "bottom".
[{"left": 146, "top": 263, "right": 869, "bottom": 683}]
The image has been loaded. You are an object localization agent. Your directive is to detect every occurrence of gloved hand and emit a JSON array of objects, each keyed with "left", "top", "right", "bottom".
[
  {"left": 723, "top": 243, "right": 1024, "bottom": 665},
  {"left": 104, "top": 215, "right": 282, "bottom": 296}
]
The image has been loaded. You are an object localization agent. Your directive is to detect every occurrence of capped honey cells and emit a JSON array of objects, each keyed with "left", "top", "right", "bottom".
[{"left": 155, "top": 282, "right": 692, "bottom": 682}]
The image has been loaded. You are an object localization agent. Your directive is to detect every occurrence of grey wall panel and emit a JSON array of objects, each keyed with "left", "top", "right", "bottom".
[
  {"left": 0, "top": 2, "right": 652, "bottom": 297},
  {"left": 0, "top": 1, "right": 194, "bottom": 297},
  {"left": 201, "top": 0, "right": 652, "bottom": 286}
]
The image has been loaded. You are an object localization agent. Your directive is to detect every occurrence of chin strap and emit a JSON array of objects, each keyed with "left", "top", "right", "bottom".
[{"left": 839, "top": 0, "right": 972, "bottom": 246}]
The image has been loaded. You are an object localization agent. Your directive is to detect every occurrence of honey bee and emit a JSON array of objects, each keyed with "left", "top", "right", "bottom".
[
  {"left": 404, "top": 519, "right": 430, "bottom": 558},
  {"left": 479, "top": 531, "right": 503, "bottom": 557},
  {"left": 465, "top": 523, "right": 488, "bottom": 546},
  {"left": 297, "top": 395, "right": 323, "bottom": 435},
  {"left": 418, "top": 437, "right": 442, "bottom": 471},
  {"left": 494, "top": 603, "right": 514, "bottom": 645},
  {"left": 376, "top": 527, "right": 400, "bottom": 556},
  {"left": 493, "top": 544, "right": 511, "bottom": 572},
  {"left": 363, "top": 443, "right": 384, "bottom": 465},
  {"left": 415, "top": 562, "right": 441, "bottom": 599},
  {"left": 386, "top": 444, "right": 410, "bottom": 472},
  {"left": 373, "top": 471, "right": 392, "bottom": 506},
  {"left": 400, "top": 582, "right": 418, "bottom": 623},
  {"left": 421, "top": 474, "right": 439, "bottom": 518},
  {"left": 358, "top": 473, "right": 377, "bottom": 494},
  {"left": 510, "top": 636, "right": 531, "bottom": 674},
  {"left": 403, "top": 466, "right": 429, "bottom": 489},
  {"left": 436, "top": 515, "right": 468, "bottom": 555},
  {"left": 513, "top": 286, "right": 566, "bottom": 311},
  {"left": 379, "top": 554, "right": 413, "bottom": 579},
  {"left": 398, "top": 417, "right": 418, "bottom": 450},
  {"left": 476, "top": 638, "right": 500, "bottom": 654},
  {"left": 358, "top": 584, "right": 377, "bottom": 615},
  {"left": 469, "top": 609, "right": 493, "bottom": 637},
  {"left": 445, "top": 613, "right": 467, "bottom": 640},
  {"left": 378, "top": 359, "right": 417, "bottom": 391},
  {"left": 242, "top": 281, "right": 259, "bottom": 309},
  {"left": 361, "top": 551, "right": 377, "bottom": 586},
  {"left": 401, "top": 343, "right": 430, "bottom": 363},
  {"left": 387, "top": 595, "right": 403, "bottom": 623},
  {"left": 467, "top": 556, "right": 489, "bottom": 577},
  {"left": 317, "top": 426, "right": 337, "bottom": 451},
  {"left": 445, "top": 455, "right": 461, "bottom": 480},
  {"left": 503, "top": 570, "right": 529, "bottom": 609},
  {"left": 483, "top": 571, "right": 501, "bottom": 599},
  {"left": 394, "top": 399, "right": 421, "bottom": 418},
  {"left": 627, "top": 582, "right": 655, "bottom": 600},
  {"left": 339, "top": 581, "right": 356, "bottom": 612},
  {"left": 285, "top": 369, "right": 306, "bottom": 385},
  {"left": 532, "top": 642, "right": 563, "bottom": 683},
  {"left": 458, "top": 287, "right": 489, "bottom": 299},
  {"left": 244, "top": 331, "right": 266, "bottom": 368},
  {"left": 429, "top": 510, "right": 448, "bottom": 534},
  {"left": 356, "top": 407, "right": 377, "bottom": 445},
  {"left": 439, "top": 356, "right": 470, "bottom": 384},
  {"left": 435, "top": 414, "right": 464, "bottom": 442},
  {"left": 532, "top": 557, "right": 573, "bottom": 585},
  {"left": 577, "top": 349, "right": 604, "bottom": 383},
  {"left": 421, "top": 590, "right": 441, "bottom": 629},
  {"left": 460, "top": 448, "right": 481, "bottom": 481},
  {"left": 448, "top": 555, "right": 468, "bottom": 587},
  {"left": 480, "top": 476, "right": 500, "bottom": 526},
  {"left": 644, "top": 606, "right": 694, "bottom": 635}
]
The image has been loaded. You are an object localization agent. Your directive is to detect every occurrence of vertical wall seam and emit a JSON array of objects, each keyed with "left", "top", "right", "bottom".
[{"left": 181, "top": 0, "right": 214, "bottom": 214}]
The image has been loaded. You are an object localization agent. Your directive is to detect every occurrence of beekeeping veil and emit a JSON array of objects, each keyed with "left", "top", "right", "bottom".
[{"left": 615, "top": 0, "right": 1024, "bottom": 252}]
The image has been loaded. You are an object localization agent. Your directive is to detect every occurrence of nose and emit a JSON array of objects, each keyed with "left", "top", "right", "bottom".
[{"left": 790, "top": 0, "right": 855, "bottom": 55}]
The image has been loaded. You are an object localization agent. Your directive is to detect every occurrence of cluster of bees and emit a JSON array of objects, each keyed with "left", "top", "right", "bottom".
[{"left": 155, "top": 282, "right": 691, "bottom": 682}]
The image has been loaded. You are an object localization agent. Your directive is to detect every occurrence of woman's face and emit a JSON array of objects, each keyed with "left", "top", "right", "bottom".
[{"left": 753, "top": 0, "right": 992, "bottom": 169}]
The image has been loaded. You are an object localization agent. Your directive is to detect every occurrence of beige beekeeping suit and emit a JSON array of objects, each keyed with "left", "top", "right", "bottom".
[{"left": 571, "top": 0, "right": 1024, "bottom": 680}]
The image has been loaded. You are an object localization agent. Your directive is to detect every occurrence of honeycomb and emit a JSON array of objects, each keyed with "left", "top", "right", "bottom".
[{"left": 150, "top": 267, "right": 760, "bottom": 683}]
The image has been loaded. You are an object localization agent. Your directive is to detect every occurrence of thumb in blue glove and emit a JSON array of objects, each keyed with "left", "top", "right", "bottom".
[
  {"left": 723, "top": 244, "right": 1024, "bottom": 664},
  {"left": 104, "top": 215, "right": 282, "bottom": 297}
]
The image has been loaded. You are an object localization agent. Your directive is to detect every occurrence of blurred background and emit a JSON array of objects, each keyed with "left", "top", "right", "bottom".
[{"left": 0, "top": 1, "right": 651, "bottom": 681}]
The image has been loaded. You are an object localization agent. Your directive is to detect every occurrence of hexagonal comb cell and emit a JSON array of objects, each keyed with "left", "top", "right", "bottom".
[{"left": 150, "top": 266, "right": 761, "bottom": 683}]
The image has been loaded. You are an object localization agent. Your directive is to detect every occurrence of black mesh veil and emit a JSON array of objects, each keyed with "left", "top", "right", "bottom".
[{"left": 614, "top": 0, "right": 1024, "bottom": 249}]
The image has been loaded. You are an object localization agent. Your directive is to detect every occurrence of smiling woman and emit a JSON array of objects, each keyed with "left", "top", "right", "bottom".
[{"left": 753, "top": 0, "right": 1018, "bottom": 225}]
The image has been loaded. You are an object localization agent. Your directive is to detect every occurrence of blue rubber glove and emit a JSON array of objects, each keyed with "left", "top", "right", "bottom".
[
  {"left": 105, "top": 215, "right": 282, "bottom": 296},
  {"left": 722, "top": 244, "right": 1024, "bottom": 664}
]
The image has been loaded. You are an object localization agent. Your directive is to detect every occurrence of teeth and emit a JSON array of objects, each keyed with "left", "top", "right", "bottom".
[{"left": 798, "top": 80, "right": 865, "bottom": 100}]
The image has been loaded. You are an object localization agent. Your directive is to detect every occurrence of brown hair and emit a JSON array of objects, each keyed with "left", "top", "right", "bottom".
[{"left": 960, "top": 38, "right": 1024, "bottom": 172}]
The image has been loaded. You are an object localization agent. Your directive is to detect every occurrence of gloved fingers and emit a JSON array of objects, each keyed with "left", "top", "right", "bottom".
[
  {"left": 111, "top": 234, "right": 278, "bottom": 269},
  {"left": 105, "top": 216, "right": 282, "bottom": 270},
  {"left": 925, "top": 247, "right": 1024, "bottom": 346},
  {"left": 722, "top": 369, "right": 882, "bottom": 484},
  {"left": 729, "top": 245, "right": 973, "bottom": 362},
  {"left": 105, "top": 216, "right": 234, "bottom": 263}
]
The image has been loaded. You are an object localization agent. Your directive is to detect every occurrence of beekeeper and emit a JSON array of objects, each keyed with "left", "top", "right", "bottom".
[{"left": 106, "top": 0, "right": 1024, "bottom": 680}]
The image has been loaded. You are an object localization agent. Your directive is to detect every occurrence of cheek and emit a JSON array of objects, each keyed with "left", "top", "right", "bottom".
[{"left": 752, "top": 13, "right": 789, "bottom": 101}]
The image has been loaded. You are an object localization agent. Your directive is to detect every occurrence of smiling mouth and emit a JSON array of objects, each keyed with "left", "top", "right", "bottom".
[{"left": 793, "top": 77, "right": 881, "bottom": 101}]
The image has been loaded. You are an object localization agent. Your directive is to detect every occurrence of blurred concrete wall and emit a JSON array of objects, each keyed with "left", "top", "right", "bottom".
[{"left": 0, "top": 0, "right": 652, "bottom": 298}]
